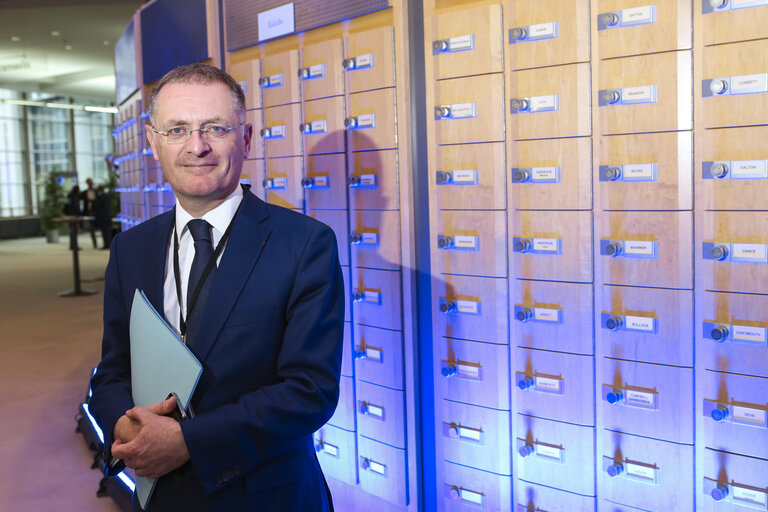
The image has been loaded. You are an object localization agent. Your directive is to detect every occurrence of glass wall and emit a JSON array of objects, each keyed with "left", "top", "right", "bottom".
[{"left": 0, "top": 90, "right": 28, "bottom": 217}]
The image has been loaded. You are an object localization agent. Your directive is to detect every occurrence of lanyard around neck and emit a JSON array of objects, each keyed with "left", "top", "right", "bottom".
[{"left": 172, "top": 204, "right": 241, "bottom": 339}]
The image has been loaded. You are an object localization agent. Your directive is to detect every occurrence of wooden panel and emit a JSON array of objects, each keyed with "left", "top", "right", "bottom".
[
  {"left": 701, "top": 1, "right": 768, "bottom": 46},
  {"left": 349, "top": 150, "right": 399, "bottom": 211},
  {"left": 434, "top": 274, "right": 508, "bottom": 345},
  {"left": 302, "top": 96, "right": 345, "bottom": 155},
  {"left": 431, "top": 3, "right": 503, "bottom": 79},
  {"left": 518, "top": 479, "right": 596, "bottom": 512},
  {"left": 314, "top": 425, "right": 358, "bottom": 486},
  {"left": 265, "top": 156, "right": 302, "bottom": 209},
  {"left": 698, "top": 448, "right": 768, "bottom": 512},
  {"left": 306, "top": 209, "right": 349, "bottom": 265},
  {"left": 437, "top": 337, "right": 510, "bottom": 410},
  {"left": 509, "top": 62, "right": 591, "bottom": 140},
  {"left": 263, "top": 103, "right": 302, "bottom": 158},
  {"left": 507, "top": 0, "right": 590, "bottom": 69},
  {"left": 597, "top": 131, "right": 693, "bottom": 211},
  {"left": 261, "top": 49, "right": 300, "bottom": 107},
  {"left": 435, "top": 210, "right": 507, "bottom": 278},
  {"left": 350, "top": 209, "right": 401, "bottom": 271},
  {"left": 345, "top": 26, "right": 395, "bottom": 93},
  {"left": 229, "top": 58, "right": 262, "bottom": 109},
  {"left": 304, "top": 153, "right": 347, "bottom": 210},
  {"left": 599, "top": 211, "right": 694, "bottom": 289},
  {"left": 596, "top": 0, "right": 692, "bottom": 58},
  {"left": 439, "top": 400, "right": 511, "bottom": 475},
  {"left": 245, "top": 109, "right": 264, "bottom": 160},
  {"left": 511, "top": 209, "right": 593, "bottom": 283},
  {"left": 511, "top": 137, "right": 592, "bottom": 210},
  {"left": 434, "top": 142, "right": 506, "bottom": 211},
  {"left": 300, "top": 38, "right": 344, "bottom": 101},
  {"left": 434, "top": 73, "right": 505, "bottom": 145},
  {"left": 240, "top": 158, "right": 264, "bottom": 198},
  {"left": 598, "top": 51, "right": 692, "bottom": 135},
  {"left": 347, "top": 87, "right": 397, "bottom": 151},
  {"left": 354, "top": 324, "right": 404, "bottom": 390},
  {"left": 356, "top": 381, "right": 406, "bottom": 449},
  {"left": 357, "top": 436, "right": 407, "bottom": 507},
  {"left": 440, "top": 461, "right": 511, "bottom": 512},
  {"left": 352, "top": 267, "right": 402, "bottom": 331}
]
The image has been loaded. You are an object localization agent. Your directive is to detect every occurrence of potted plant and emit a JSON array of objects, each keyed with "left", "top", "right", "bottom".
[{"left": 40, "top": 172, "right": 66, "bottom": 243}]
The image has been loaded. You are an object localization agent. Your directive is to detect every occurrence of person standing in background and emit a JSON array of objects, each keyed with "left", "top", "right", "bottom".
[
  {"left": 94, "top": 184, "right": 112, "bottom": 250},
  {"left": 81, "top": 178, "right": 98, "bottom": 249}
]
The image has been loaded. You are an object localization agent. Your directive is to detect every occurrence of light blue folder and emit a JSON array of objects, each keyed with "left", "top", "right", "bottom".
[{"left": 130, "top": 289, "right": 203, "bottom": 510}]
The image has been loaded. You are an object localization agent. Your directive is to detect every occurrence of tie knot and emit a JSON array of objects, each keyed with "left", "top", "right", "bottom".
[{"left": 187, "top": 219, "right": 212, "bottom": 243}]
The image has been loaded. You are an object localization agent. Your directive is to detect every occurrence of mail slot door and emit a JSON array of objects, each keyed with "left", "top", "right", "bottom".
[
  {"left": 441, "top": 460, "right": 511, "bottom": 512},
  {"left": 229, "top": 57, "right": 262, "bottom": 110},
  {"left": 262, "top": 103, "right": 302, "bottom": 158},
  {"left": 439, "top": 400, "right": 511, "bottom": 475},
  {"left": 598, "top": 430, "right": 694, "bottom": 512},
  {"left": 512, "top": 279, "right": 594, "bottom": 355},
  {"left": 699, "top": 39, "right": 768, "bottom": 129},
  {"left": 431, "top": 4, "right": 503, "bottom": 79},
  {"left": 356, "top": 380, "right": 405, "bottom": 449},
  {"left": 260, "top": 49, "right": 299, "bottom": 108},
  {"left": 342, "top": 266, "right": 350, "bottom": 323},
  {"left": 264, "top": 156, "right": 302, "bottom": 210},
  {"left": 599, "top": 358, "right": 694, "bottom": 443},
  {"left": 337, "top": 323, "right": 351, "bottom": 380},
  {"left": 351, "top": 267, "right": 402, "bottom": 331},
  {"left": 304, "top": 153, "right": 346, "bottom": 210},
  {"left": 516, "top": 414, "right": 596, "bottom": 496},
  {"left": 698, "top": 290, "right": 768, "bottom": 378},
  {"left": 511, "top": 209, "right": 593, "bottom": 283},
  {"left": 344, "top": 26, "right": 395, "bottom": 93},
  {"left": 701, "top": 370, "right": 768, "bottom": 458},
  {"left": 357, "top": 436, "right": 407, "bottom": 507},
  {"left": 517, "top": 479, "right": 597, "bottom": 512},
  {"left": 598, "top": 51, "right": 693, "bottom": 135},
  {"left": 434, "top": 274, "right": 508, "bottom": 345},
  {"left": 697, "top": 126, "right": 768, "bottom": 210},
  {"left": 245, "top": 109, "right": 264, "bottom": 161},
  {"left": 346, "top": 88, "right": 396, "bottom": 152},
  {"left": 307, "top": 209, "right": 349, "bottom": 265},
  {"left": 598, "top": 285, "right": 694, "bottom": 366},
  {"left": 302, "top": 96, "right": 344, "bottom": 155},
  {"left": 699, "top": 448, "right": 768, "bottom": 512},
  {"left": 515, "top": 348, "right": 595, "bottom": 426},
  {"left": 595, "top": 1, "right": 692, "bottom": 58},
  {"left": 508, "top": 62, "right": 591, "bottom": 140},
  {"left": 241, "top": 159, "right": 265, "bottom": 199},
  {"left": 702, "top": 0, "right": 768, "bottom": 45},
  {"left": 598, "top": 211, "right": 694, "bottom": 289},
  {"left": 350, "top": 210, "right": 400, "bottom": 271},
  {"left": 434, "top": 74, "right": 505, "bottom": 145},
  {"left": 434, "top": 142, "right": 506, "bottom": 211},
  {"left": 354, "top": 324, "right": 403, "bottom": 390},
  {"left": 349, "top": 149, "right": 399, "bottom": 211},
  {"left": 299, "top": 38, "right": 343, "bottom": 101},
  {"left": 510, "top": 137, "right": 592, "bottom": 210},
  {"left": 314, "top": 424, "right": 357, "bottom": 485},
  {"left": 507, "top": 0, "right": 590, "bottom": 69},
  {"left": 598, "top": 131, "right": 693, "bottom": 211},
  {"left": 700, "top": 211, "right": 768, "bottom": 294},
  {"left": 437, "top": 337, "right": 510, "bottom": 411},
  {"left": 436, "top": 210, "right": 507, "bottom": 278},
  {"left": 328, "top": 375, "right": 355, "bottom": 431}
]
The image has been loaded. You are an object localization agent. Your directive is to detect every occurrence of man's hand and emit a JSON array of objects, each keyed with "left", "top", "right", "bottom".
[
  {"left": 113, "top": 397, "right": 177, "bottom": 444},
  {"left": 111, "top": 398, "right": 190, "bottom": 478}
]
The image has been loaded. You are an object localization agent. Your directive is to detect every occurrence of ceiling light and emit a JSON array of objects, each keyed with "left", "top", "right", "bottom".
[
  {"left": 84, "top": 105, "right": 118, "bottom": 113},
  {"left": 50, "top": 30, "right": 61, "bottom": 37},
  {"left": 10, "top": 36, "right": 21, "bottom": 42},
  {"left": 64, "top": 44, "right": 73, "bottom": 50},
  {"left": 2, "top": 99, "right": 45, "bottom": 107},
  {"left": 44, "top": 102, "right": 83, "bottom": 110},
  {"left": 102, "top": 40, "right": 110, "bottom": 46}
]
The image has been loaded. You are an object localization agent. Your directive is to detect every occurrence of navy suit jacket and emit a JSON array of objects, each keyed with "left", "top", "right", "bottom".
[{"left": 89, "top": 190, "right": 344, "bottom": 511}]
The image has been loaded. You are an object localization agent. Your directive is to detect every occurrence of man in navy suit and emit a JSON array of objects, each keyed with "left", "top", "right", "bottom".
[{"left": 89, "top": 63, "right": 344, "bottom": 511}]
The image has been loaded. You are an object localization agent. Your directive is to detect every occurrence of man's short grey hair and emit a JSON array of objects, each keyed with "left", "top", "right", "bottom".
[{"left": 148, "top": 62, "right": 246, "bottom": 126}]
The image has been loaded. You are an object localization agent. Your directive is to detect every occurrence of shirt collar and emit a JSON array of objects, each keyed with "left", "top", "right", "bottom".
[{"left": 175, "top": 185, "right": 244, "bottom": 239}]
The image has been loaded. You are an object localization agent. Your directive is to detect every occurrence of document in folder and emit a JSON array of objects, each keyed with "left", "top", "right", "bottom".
[{"left": 130, "top": 289, "right": 203, "bottom": 510}]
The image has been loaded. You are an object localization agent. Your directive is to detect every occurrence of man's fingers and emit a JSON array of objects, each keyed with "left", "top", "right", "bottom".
[{"left": 145, "top": 397, "right": 177, "bottom": 416}]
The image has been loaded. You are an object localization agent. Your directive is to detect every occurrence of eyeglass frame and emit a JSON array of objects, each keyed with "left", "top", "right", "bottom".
[{"left": 150, "top": 121, "right": 247, "bottom": 144}]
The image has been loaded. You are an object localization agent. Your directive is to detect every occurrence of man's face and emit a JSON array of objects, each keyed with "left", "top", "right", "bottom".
[{"left": 146, "top": 81, "right": 252, "bottom": 213}]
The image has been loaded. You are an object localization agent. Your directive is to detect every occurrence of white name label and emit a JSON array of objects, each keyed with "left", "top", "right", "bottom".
[
  {"left": 733, "top": 405, "right": 767, "bottom": 426},
  {"left": 258, "top": 3, "right": 295, "bottom": 41},
  {"left": 323, "top": 442, "right": 339, "bottom": 457},
  {"left": 448, "top": 34, "right": 474, "bottom": 52},
  {"left": 308, "top": 64, "right": 325, "bottom": 78},
  {"left": 530, "top": 95, "right": 559, "bottom": 112},
  {"left": 356, "top": 114, "right": 376, "bottom": 128},
  {"left": 626, "top": 315, "right": 656, "bottom": 332},
  {"left": 535, "top": 443, "right": 563, "bottom": 462},
  {"left": 460, "top": 488, "right": 483, "bottom": 505},
  {"left": 310, "top": 120, "right": 327, "bottom": 133},
  {"left": 269, "top": 125, "right": 286, "bottom": 138},
  {"left": 457, "top": 363, "right": 480, "bottom": 379},
  {"left": 622, "top": 85, "right": 656, "bottom": 103},
  {"left": 535, "top": 376, "right": 563, "bottom": 393},
  {"left": 733, "top": 486, "right": 768, "bottom": 507},
  {"left": 454, "top": 235, "right": 478, "bottom": 249},
  {"left": 534, "top": 308, "right": 561, "bottom": 323},
  {"left": 366, "top": 403, "right": 384, "bottom": 418},
  {"left": 532, "top": 167, "right": 559, "bottom": 181},
  {"left": 368, "top": 459, "right": 386, "bottom": 475},
  {"left": 626, "top": 461, "right": 657, "bottom": 482},
  {"left": 624, "top": 164, "right": 656, "bottom": 181},
  {"left": 449, "top": 102, "right": 477, "bottom": 119},
  {"left": 732, "top": 73, "right": 768, "bottom": 94},
  {"left": 624, "top": 240, "right": 656, "bottom": 256},
  {"left": 733, "top": 325, "right": 767, "bottom": 343},
  {"left": 458, "top": 426, "right": 482, "bottom": 442},
  {"left": 456, "top": 300, "right": 480, "bottom": 315},
  {"left": 363, "top": 290, "right": 381, "bottom": 304},
  {"left": 732, "top": 160, "right": 768, "bottom": 179},
  {"left": 269, "top": 73, "right": 284, "bottom": 87},
  {"left": 313, "top": 175, "right": 329, "bottom": 187},
  {"left": 364, "top": 347, "right": 382, "bottom": 362},
  {"left": 626, "top": 389, "right": 656, "bottom": 407},
  {"left": 529, "top": 22, "right": 557, "bottom": 40},
  {"left": 622, "top": 5, "right": 655, "bottom": 25},
  {"left": 358, "top": 174, "right": 377, "bottom": 187},
  {"left": 533, "top": 238, "right": 560, "bottom": 252},
  {"left": 361, "top": 232, "right": 379, "bottom": 245},
  {"left": 354, "top": 53, "right": 373, "bottom": 69},
  {"left": 732, "top": 244, "right": 768, "bottom": 262},
  {"left": 452, "top": 170, "right": 477, "bottom": 183}
]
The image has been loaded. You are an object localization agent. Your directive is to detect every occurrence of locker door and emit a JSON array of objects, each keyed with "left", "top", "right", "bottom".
[
  {"left": 517, "top": 479, "right": 596, "bottom": 512},
  {"left": 230, "top": 58, "right": 262, "bottom": 110},
  {"left": 304, "top": 153, "right": 346, "bottom": 210},
  {"left": 436, "top": 210, "right": 507, "bottom": 278},
  {"left": 440, "top": 461, "right": 511, "bottom": 512},
  {"left": 439, "top": 400, "right": 511, "bottom": 475},
  {"left": 701, "top": 0, "right": 768, "bottom": 46},
  {"left": 356, "top": 381, "right": 406, "bottom": 449},
  {"left": 597, "top": 131, "right": 693, "bottom": 211},
  {"left": 264, "top": 157, "right": 302, "bottom": 210},
  {"left": 302, "top": 96, "right": 345, "bottom": 155},
  {"left": 350, "top": 210, "right": 401, "bottom": 271},
  {"left": 261, "top": 49, "right": 299, "bottom": 107},
  {"left": 434, "top": 142, "right": 506, "bottom": 211},
  {"left": 354, "top": 324, "right": 404, "bottom": 390},
  {"left": 434, "top": 74, "right": 505, "bottom": 145},
  {"left": 434, "top": 274, "right": 508, "bottom": 345},
  {"left": 507, "top": 0, "right": 590, "bottom": 69},
  {"left": 699, "top": 448, "right": 768, "bottom": 512},
  {"left": 314, "top": 424, "right": 357, "bottom": 485},
  {"left": 349, "top": 150, "right": 399, "bottom": 211},
  {"left": 437, "top": 337, "right": 510, "bottom": 411},
  {"left": 596, "top": 1, "right": 692, "bottom": 58},
  {"left": 262, "top": 103, "right": 302, "bottom": 158},
  {"left": 431, "top": 3, "right": 503, "bottom": 79},
  {"left": 344, "top": 26, "right": 395, "bottom": 93},
  {"left": 306, "top": 209, "right": 349, "bottom": 265},
  {"left": 346, "top": 88, "right": 396, "bottom": 152},
  {"left": 509, "top": 63, "right": 591, "bottom": 140},
  {"left": 357, "top": 436, "right": 408, "bottom": 507},
  {"left": 351, "top": 266, "right": 402, "bottom": 331},
  {"left": 598, "top": 51, "right": 692, "bottom": 135},
  {"left": 299, "top": 38, "right": 343, "bottom": 101}
]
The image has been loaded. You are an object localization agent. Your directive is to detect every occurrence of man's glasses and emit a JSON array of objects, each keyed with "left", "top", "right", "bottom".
[{"left": 151, "top": 122, "right": 244, "bottom": 144}]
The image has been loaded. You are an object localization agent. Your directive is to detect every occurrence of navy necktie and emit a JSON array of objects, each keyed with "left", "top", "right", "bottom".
[{"left": 186, "top": 219, "right": 216, "bottom": 346}]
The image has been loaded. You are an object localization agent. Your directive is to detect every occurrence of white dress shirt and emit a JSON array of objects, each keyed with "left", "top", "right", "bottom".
[{"left": 163, "top": 185, "right": 244, "bottom": 336}]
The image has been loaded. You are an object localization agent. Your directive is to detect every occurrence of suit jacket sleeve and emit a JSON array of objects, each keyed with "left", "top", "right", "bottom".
[
  {"left": 180, "top": 222, "right": 345, "bottom": 493},
  {"left": 87, "top": 232, "right": 136, "bottom": 475}
]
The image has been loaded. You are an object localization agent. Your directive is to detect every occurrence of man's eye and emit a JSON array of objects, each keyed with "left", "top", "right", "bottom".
[
  {"left": 168, "top": 127, "right": 187, "bottom": 135},
  {"left": 207, "top": 125, "right": 227, "bottom": 134}
]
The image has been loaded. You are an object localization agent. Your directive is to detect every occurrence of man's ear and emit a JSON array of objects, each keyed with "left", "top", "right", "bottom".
[
  {"left": 242, "top": 123, "right": 254, "bottom": 159},
  {"left": 145, "top": 123, "right": 160, "bottom": 161}
]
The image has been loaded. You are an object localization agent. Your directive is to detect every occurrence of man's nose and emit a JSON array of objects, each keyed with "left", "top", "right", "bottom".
[{"left": 185, "top": 129, "right": 211, "bottom": 155}]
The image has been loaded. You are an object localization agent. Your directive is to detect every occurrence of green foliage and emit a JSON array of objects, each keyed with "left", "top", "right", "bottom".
[
  {"left": 40, "top": 172, "right": 66, "bottom": 232},
  {"left": 106, "top": 170, "right": 120, "bottom": 215}
]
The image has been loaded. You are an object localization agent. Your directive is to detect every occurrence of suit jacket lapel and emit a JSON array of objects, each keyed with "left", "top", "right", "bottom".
[
  {"left": 143, "top": 209, "right": 174, "bottom": 315},
  {"left": 191, "top": 192, "right": 272, "bottom": 362}
]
